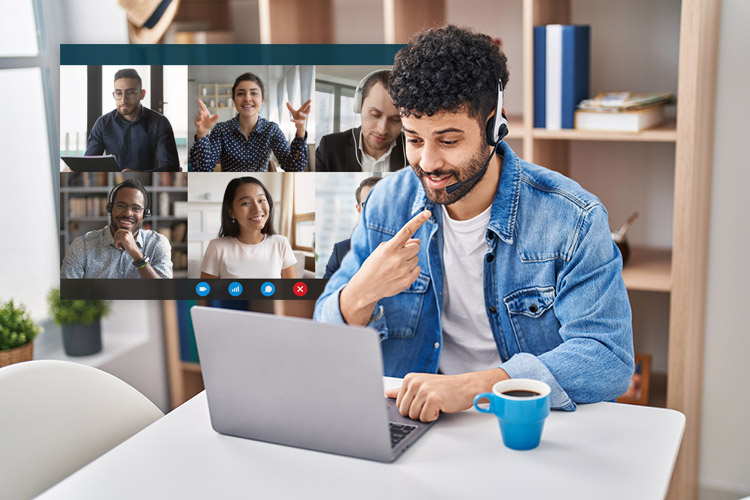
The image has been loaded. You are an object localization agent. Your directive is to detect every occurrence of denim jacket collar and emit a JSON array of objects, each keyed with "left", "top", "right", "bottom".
[{"left": 409, "top": 140, "right": 521, "bottom": 244}]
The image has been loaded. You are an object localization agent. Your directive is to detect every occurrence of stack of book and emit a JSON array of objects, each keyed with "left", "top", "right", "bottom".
[
  {"left": 534, "top": 24, "right": 591, "bottom": 130},
  {"left": 575, "top": 92, "right": 675, "bottom": 132}
]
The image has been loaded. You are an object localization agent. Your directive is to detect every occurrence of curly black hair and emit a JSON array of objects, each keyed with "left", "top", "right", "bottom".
[{"left": 389, "top": 25, "right": 509, "bottom": 127}]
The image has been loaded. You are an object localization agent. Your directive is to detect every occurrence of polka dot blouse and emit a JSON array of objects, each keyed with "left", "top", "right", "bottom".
[{"left": 189, "top": 116, "right": 308, "bottom": 172}]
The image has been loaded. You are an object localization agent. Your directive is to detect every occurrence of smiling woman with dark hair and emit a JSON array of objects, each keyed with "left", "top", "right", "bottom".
[
  {"left": 200, "top": 176, "right": 296, "bottom": 279},
  {"left": 189, "top": 72, "right": 311, "bottom": 172}
]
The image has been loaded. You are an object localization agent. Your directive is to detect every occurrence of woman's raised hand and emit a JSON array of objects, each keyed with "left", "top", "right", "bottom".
[
  {"left": 195, "top": 99, "right": 220, "bottom": 139},
  {"left": 287, "top": 99, "right": 312, "bottom": 138}
]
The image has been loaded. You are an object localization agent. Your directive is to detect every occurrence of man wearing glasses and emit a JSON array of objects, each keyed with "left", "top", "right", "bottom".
[
  {"left": 61, "top": 179, "right": 173, "bottom": 279},
  {"left": 85, "top": 68, "right": 180, "bottom": 172}
]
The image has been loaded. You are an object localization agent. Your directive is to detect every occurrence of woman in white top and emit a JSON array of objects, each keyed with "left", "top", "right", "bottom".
[{"left": 200, "top": 177, "right": 297, "bottom": 279}]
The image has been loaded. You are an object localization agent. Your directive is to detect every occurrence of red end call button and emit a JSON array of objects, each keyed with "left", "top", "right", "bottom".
[{"left": 293, "top": 281, "right": 308, "bottom": 297}]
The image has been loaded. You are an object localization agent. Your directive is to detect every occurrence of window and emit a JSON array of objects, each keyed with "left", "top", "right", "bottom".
[
  {"left": 291, "top": 173, "right": 315, "bottom": 252},
  {"left": 315, "top": 80, "right": 356, "bottom": 138},
  {"left": 0, "top": 0, "right": 60, "bottom": 317}
]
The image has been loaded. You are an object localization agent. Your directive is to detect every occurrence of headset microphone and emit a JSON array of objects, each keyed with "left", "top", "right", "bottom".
[
  {"left": 444, "top": 79, "right": 509, "bottom": 195},
  {"left": 445, "top": 141, "right": 499, "bottom": 194}
]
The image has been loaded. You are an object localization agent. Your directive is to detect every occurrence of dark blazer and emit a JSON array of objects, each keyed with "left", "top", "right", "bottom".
[
  {"left": 323, "top": 239, "right": 351, "bottom": 279},
  {"left": 315, "top": 127, "right": 407, "bottom": 172}
]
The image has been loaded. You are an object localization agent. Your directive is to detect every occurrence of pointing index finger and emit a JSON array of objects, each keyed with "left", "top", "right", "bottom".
[
  {"left": 390, "top": 210, "right": 431, "bottom": 247},
  {"left": 198, "top": 99, "right": 208, "bottom": 112}
]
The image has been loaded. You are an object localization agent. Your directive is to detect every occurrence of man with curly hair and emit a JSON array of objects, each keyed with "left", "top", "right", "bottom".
[{"left": 314, "top": 25, "right": 633, "bottom": 422}]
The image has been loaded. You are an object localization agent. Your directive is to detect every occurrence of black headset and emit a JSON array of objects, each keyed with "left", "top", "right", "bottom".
[
  {"left": 445, "top": 79, "right": 509, "bottom": 194},
  {"left": 106, "top": 180, "right": 152, "bottom": 218}
]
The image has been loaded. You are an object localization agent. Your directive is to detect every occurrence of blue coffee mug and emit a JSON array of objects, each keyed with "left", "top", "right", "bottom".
[{"left": 474, "top": 378, "right": 551, "bottom": 450}]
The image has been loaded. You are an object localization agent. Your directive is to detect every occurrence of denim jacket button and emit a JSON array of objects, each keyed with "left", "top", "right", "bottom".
[
  {"left": 529, "top": 305, "right": 538, "bottom": 313},
  {"left": 488, "top": 306, "right": 497, "bottom": 313},
  {"left": 486, "top": 254, "right": 494, "bottom": 263},
  {"left": 434, "top": 342, "right": 440, "bottom": 349}
]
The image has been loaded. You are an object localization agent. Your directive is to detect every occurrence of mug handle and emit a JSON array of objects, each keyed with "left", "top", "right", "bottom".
[{"left": 474, "top": 392, "right": 494, "bottom": 413}]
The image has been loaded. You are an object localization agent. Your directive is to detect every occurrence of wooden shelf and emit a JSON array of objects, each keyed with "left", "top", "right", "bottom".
[
  {"left": 532, "top": 118, "right": 677, "bottom": 142},
  {"left": 181, "top": 362, "right": 202, "bottom": 373},
  {"left": 622, "top": 247, "right": 672, "bottom": 293}
]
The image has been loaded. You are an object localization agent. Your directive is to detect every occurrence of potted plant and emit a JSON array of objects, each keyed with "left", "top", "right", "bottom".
[
  {"left": 47, "top": 289, "right": 110, "bottom": 357},
  {"left": 0, "top": 300, "right": 41, "bottom": 367}
]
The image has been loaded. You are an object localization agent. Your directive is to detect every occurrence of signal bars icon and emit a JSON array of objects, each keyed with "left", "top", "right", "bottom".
[{"left": 228, "top": 282, "right": 243, "bottom": 297}]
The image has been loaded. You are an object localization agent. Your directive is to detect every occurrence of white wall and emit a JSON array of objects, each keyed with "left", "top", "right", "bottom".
[{"left": 700, "top": 0, "right": 750, "bottom": 497}]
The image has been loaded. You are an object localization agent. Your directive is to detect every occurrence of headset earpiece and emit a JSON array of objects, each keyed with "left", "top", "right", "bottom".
[
  {"left": 486, "top": 79, "right": 509, "bottom": 146},
  {"left": 106, "top": 181, "right": 151, "bottom": 218}
]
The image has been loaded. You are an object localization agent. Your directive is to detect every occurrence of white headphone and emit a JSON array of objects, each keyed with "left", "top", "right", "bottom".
[{"left": 353, "top": 69, "right": 391, "bottom": 114}]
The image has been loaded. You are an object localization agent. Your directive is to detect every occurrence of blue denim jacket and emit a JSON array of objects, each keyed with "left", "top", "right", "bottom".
[{"left": 314, "top": 142, "right": 634, "bottom": 411}]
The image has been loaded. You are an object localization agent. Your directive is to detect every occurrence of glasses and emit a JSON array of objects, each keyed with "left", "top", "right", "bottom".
[
  {"left": 112, "top": 90, "right": 140, "bottom": 100},
  {"left": 113, "top": 202, "right": 144, "bottom": 214},
  {"left": 357, "top": 201, "right": 366, "bottom": 209}
]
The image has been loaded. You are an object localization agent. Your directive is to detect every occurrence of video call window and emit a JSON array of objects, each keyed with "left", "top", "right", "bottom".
[
  {"left": 59, "top": 172, "right": 188, "bottom": 279},
  {"left": 60, "top": 65, "right": 188, "bottom": 170},
  {"left": 187, "top": 65, "right": 315, "bottom": 172},
  {"left": 186, "top": 172, "right": 315, "bottom": 280},
  {"left": 58, "top": 44, "right": 402, "bottom": 300}
]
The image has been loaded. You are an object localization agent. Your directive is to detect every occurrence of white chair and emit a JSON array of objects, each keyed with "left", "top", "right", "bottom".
[{"left": 0, "top": 360, "right": 164, "bottom": 500}]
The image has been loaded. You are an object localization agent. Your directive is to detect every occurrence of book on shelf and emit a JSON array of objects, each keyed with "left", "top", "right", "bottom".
[
  {"left": 171, "top": 222, "right": 187, "bottom": 243},
  {"left": 534, "top": 24, "right": 590, "bottom": 130},
  {"left": 575, "top": 104, "right": 665, "bottom": 132},
  {"left": 578, "top": 91, "right": 675, "bottom": 112}
]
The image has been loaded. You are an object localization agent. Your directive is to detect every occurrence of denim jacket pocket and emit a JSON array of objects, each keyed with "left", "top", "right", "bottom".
[
  {"left": 504, "top": 286, "right": 562, "bottom": 355},
  {"left": 382, "top": 273, "right": 430, "bottom": 339}
]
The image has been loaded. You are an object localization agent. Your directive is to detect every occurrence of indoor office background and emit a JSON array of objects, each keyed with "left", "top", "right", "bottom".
[
  {"left": 0, "top": 1, "right": 747, "bottom": 499},
  {"left": 59, "top": 65, "right": 189, "bottom": 170},
  {"left": 187, "top": 65, "right": 315, "bottom": 171},
  {"left": 186, "top": 172, "right": 315, "bottom": 279}
]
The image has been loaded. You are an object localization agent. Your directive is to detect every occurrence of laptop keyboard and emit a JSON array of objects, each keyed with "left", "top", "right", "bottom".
[{"left": 389, "top": 423, "right": 417, "bottom": 448}]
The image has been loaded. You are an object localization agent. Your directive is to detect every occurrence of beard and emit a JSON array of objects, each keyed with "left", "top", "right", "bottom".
[
  {"left": 111, "top": 214, "right": 142, "bottom": 235},
  {"left": 412, "top": 143, "right": 494, "bottom": 205}
]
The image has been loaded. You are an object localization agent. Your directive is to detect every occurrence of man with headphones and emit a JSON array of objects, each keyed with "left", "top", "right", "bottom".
[
  {"left": 61, "top": 179, "right": 173, "bottom": 279},
  {"left": 315, "top": 69, "right": 407, "bottom": 172},
  {"left": 315, "top": 26, "right": 633, "bottom": 422}
]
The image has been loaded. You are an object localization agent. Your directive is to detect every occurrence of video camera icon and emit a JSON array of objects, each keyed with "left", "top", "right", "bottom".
[{"left": 196, "top": 282, "right": 211, "bottom": 297}]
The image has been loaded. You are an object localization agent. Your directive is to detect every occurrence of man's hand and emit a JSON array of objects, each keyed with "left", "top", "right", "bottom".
[
  {"left": 113, "top": 229, "right": 142, "bottom": 260},
  {"left": 195, "top": 99, "right": 219, "bottom": 140},
  {"left": 340, "top": 210, "right": 431, "bottom": 325},
  {"left": 385, "top": 368, "right": 510, "bottom": 422},
  {"left": 286, "top": 100, "right": 311, "bottom": 138}
]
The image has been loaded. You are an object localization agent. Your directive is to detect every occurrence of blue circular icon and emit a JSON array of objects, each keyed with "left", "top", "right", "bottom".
[
  {"left": 196, "top": 282, "right": 211, "bottom": 297},
  {"left": 260, "top": 282, "right": 275, "bottom": 297},
  {"left": 228, "top": 282, "right": 243, "bottom": 297}
]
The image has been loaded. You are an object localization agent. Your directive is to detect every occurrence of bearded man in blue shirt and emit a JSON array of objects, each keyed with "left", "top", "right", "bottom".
[
  {"left": 85, "top": 68, "right": 180, "bottom": 172},
  {"left": 314, "top": 25, "right": 634, "bottom": 422}
]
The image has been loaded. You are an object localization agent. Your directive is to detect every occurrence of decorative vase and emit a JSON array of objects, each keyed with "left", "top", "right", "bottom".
[
  {"left": 62, "top": 321, "right": 102, "bottom": 357},
  {"left": 0, "top": 342, "right": 34, "bottom": 368}
]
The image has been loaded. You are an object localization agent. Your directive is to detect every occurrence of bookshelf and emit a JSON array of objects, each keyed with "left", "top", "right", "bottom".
[
  {"left": 59, "top": 172, "right": 189, "bottom": 278},
  {"left": 515, "top": 1, "right": 718, "bottom": 499}
]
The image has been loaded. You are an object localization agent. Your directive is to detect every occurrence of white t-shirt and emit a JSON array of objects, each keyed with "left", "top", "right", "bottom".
[
  {"left": 201, "top": 235, "right": 297, "bottom": 279},
  {"left": 438, "top": 204, "right": 502, "bottom": 375}
]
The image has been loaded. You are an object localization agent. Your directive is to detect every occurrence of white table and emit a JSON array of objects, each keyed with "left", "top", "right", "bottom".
[{"left": 36, "top": 379, "right": 685, "bottom": 500}]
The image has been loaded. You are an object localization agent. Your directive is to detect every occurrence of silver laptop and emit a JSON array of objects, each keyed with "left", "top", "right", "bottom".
[{"left": 190, "top": 306, "right": 436, "bottom": 462}]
